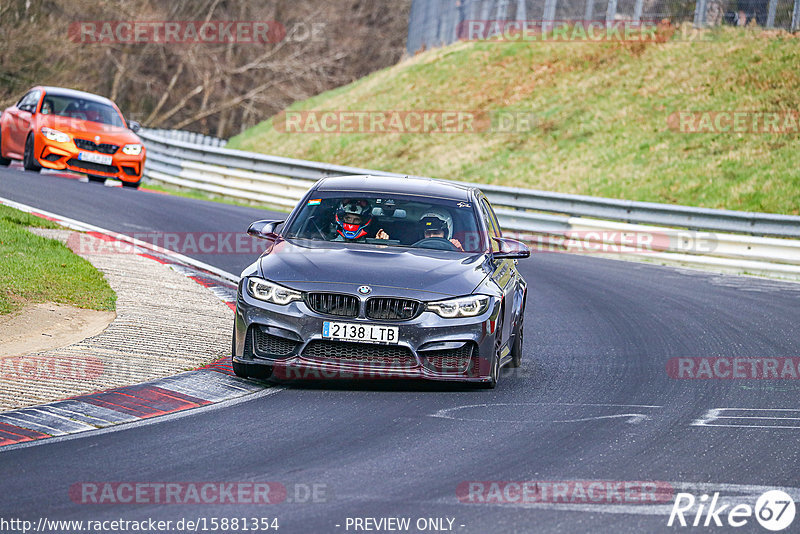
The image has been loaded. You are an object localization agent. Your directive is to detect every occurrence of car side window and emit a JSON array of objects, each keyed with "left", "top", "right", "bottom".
[
  {"left": 483, "top": 199, "right": 503, "bottom": 238},
  {"left": 478, "top": 198, "right": 500, "bottom": 252},
  {"left": 18, "top": 91, "right": 41, "bottom": 112}
]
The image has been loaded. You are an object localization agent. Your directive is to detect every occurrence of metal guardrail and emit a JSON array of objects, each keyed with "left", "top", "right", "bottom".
[
  {"left": 143, "top": 128, "right": 227, "bottom": 147},
  {"left": 139, "top": 128, "right": 800, "bottom": 280},
  {"left": 140, "top": 128, "right": 800, "bottom": 238}
]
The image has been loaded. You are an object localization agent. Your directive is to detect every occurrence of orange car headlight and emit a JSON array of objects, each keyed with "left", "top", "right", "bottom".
[
  {"left": 41, "top": 127, "right": 71, "bottom": 143},
  {"left": 121, "top": 143, "right": 143, "bottom": 155}
]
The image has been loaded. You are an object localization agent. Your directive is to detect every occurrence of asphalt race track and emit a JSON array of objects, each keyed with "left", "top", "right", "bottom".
[{"left": 1, "top": 167, "right": 799, "bottom": 533}]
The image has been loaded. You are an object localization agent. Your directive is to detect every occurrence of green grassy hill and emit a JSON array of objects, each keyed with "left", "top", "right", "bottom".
[{"left": 228, "top": 26, "right": 800, "bottom": 215}]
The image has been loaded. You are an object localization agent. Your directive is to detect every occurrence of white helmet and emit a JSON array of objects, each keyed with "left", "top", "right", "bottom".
[{"left": 420, "top": 208, "right": 454, "bottom": 240}]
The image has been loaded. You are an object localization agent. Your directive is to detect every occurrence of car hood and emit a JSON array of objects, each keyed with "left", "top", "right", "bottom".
[
  {"left": 257, "top": 239, "right": 491, "bottom": 299},
  {"left": 38, "top": 115, "right": 141, "bottom": 146}
]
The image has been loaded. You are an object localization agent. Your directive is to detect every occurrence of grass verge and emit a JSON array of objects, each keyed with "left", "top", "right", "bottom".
[{"left": 0, "top": 205, "right": 116, "bottom": 315}]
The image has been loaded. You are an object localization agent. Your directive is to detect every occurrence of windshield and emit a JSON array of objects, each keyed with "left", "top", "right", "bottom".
[
  {"left": 40, "top": 94, "right": 126, "bottom": 127},
  {"left": 283, "top": 193, "right": 485, "bottom": 253}
]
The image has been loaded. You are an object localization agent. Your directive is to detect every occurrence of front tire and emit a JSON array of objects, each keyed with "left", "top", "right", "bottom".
[
  {"left": 87, "top": 175, "right": 106, "bottom": 183},
  {"left": 23, "top": 134, "right": 41, "bottom": 172},
  {"left": 121, "top": 180, "right": 141, "bottom": 189}
]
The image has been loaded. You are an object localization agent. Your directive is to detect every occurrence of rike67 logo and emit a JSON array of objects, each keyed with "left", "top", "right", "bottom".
[{"left": 668, "top": 490, "right": 795, "bottom": 531}]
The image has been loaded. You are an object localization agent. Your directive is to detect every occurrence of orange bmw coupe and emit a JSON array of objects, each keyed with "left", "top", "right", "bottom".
[{"left": 0, "top": 86, "right": 146, "bottom": 188}]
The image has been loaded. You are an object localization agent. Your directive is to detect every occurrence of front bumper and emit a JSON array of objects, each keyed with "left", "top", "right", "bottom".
[
  {"left": 233, "top": 283, "right": 500, "bottom": 384},
  {"left": 35, "top": 135, "right": 145, "bottom": 183}
]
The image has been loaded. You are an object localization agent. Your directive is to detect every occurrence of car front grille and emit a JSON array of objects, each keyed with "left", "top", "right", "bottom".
[
  {"left": 67, "top": 158, "right": 119, "bottom": 174},
  {"left": 421, "top": 343, "right": 475, "bottom": 374},
  {"left": 74, "top": 138, "right": 119, "bottom": 154},
  {"left": 366, "top": 298, "right": 422, "bottom": 321},
  {"left": 302, "top": 340, "right": 416, "bottom": 368},
  {"left": 305, "top": 293, "right": 359, "bottom": 318},
  {"left": 252, "top": 329, "right": 299, "bottom": 357}
]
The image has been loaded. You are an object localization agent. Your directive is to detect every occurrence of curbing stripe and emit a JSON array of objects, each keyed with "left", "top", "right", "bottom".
[
  {"left": 156, "top": 371, "right": 265, "bottom": 403},
  {"left": 78, "top": 389, "right": 205, "bottom": 419},
  {"left": 3, "top": 407, "right": 100, "bottom": 434},
  {"left": 40, "top": 400, "right": 140, "bottom": 426},
  {"left": 0, "top": 422, "right": 50, "bottom": 441},
  {"left": 0, "top": 413, "right": 84, "bottom": 437}
]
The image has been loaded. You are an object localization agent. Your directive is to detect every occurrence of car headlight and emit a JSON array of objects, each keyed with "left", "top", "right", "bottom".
[
  {"left": 427, "top": 295, "right": 491, "bottom": 318},
  {"left": 246, "top": 277, "right": 302, "bottom": 305},
  {"left": 122, "top": 143, "right": 142, "bottom": 155},
  {"left": 41, "top": 127, "right": 70, "bottom": 143}
]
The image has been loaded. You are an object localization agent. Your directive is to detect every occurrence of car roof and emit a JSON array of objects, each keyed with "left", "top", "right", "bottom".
[
  {"left": 36, "top": 86, "right": 117, "bottom": 107},
  {"left": 315, "top": 175, "right": 475, "bottom": 201}
]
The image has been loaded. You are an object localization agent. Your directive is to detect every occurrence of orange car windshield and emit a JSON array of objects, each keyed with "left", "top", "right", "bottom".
[{"left": 41, "top": 94, "right": 126, "bottom": 128}]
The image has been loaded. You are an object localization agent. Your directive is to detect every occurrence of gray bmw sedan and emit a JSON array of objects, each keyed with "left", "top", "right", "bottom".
[{"left": 232, "top": 175, "right": 529, "bottom": 388}]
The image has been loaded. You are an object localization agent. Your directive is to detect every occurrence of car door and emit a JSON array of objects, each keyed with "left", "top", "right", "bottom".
[
  {"left": 478, "top": 194, "right": 516, "bottom": 357},
  {"left": 6, "top": 90, "right": 40, "bottom": 156}
]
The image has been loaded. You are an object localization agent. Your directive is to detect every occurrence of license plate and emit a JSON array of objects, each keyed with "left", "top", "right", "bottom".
[
  {"left": 322, "top": 322, "right": 399, "bottom": 344},
  {"left": 78, "top": 151, "right": 112, "bottom": 165}
]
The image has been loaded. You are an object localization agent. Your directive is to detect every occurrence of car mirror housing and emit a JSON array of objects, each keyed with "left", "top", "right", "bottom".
[
  {"left": 127, "top": 120, "right": 141, "bottom": 132},
  {"left": 492, "top": 237, "right": 531, "bottom": 259},
  {"left": 247, "top": 220, "right": 285, "bottom": 240}
]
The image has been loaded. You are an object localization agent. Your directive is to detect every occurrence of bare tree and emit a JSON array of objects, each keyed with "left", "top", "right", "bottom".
[{"left": 0, "top": 0, "right": 411, "bottom": 137}]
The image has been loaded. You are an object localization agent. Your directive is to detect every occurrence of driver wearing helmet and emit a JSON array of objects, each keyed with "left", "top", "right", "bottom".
[
  {"left": 419, "top": 209, "right": 463, "bottom": 250},
  {"left": 334, "top": 199, "right": 389, "bottom": 241}
]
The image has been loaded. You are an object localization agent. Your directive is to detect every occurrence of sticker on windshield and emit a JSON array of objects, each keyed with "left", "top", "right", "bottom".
[
  {"left": 308, "top": 198, "right": 322, "bottom": 205},
  {"left": 457, "top": 202, "right": 471, "bottom": 208}
]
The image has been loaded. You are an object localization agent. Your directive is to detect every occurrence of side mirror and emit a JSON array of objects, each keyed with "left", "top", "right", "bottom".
[
  {"left": 492, "top": 237, "right": 530, "bottom": 259},
  {"left": 247, "top": 220, "right": 285, "bottom": 240},
  {"left": 128, "top": 120, "right": 141, "bottom": 133}
]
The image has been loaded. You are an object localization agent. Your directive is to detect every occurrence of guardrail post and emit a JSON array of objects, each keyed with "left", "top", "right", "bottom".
[
  {"left": 422, "top": 0, "right": 437, "bottom": 50},
  {"left": 448, "top": 0, "right": 461, "bottom": 44},
  {"left": 605, "top": 0, "right": 618, "bottom": 24},
  {"left": 633, "top": 0, "right": 644, "bottom": 23},
  {"left": 497, "top": 0, "right": 510, "bottom": 20},
  {"left": 766, "top": 0, "right": 778, "bottom": 27},
  {"left": 693, "top": 0, "right": 708, "bottom": 27},
  {"left": 792, "top": 0, "right": 800, "bottom": 31},
  {"left": 543, "top": 0, "right": 557, "bottom": 27},
  {"left": 480, "top": 0, "right": 494, "bottom": 23}
]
